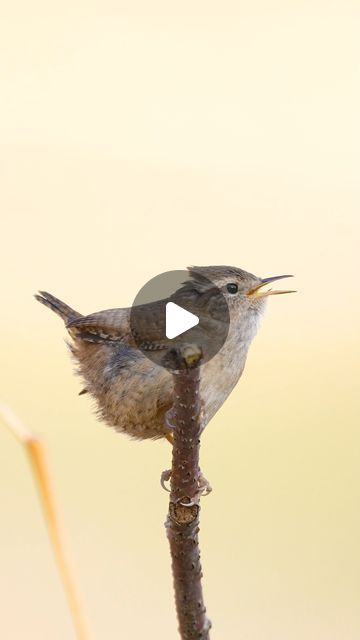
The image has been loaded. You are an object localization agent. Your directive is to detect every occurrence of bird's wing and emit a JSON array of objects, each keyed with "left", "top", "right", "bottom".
[
  {"left": 66, "top": 308, "right": 131, "bottom": 343},
  {"left": 68, "top": 299, "right": 172, "bottom": 347}
]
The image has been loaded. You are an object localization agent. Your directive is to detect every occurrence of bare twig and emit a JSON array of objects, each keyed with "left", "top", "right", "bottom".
[
  {"left": 163, "top": 346, "right": 211, "bottom": 640},
  {"left": 0, "top": 403, "right": 91, "bottom": 640}
]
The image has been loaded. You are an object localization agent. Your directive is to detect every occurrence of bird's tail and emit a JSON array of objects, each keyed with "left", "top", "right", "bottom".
[{"left": 35, "top": 291, "right": 81, "bottom": 323}]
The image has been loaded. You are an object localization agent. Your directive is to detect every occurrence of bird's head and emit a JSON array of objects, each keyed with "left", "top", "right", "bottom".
[{"left": 187, "top": 265, "right": 295, "bottom": 321}]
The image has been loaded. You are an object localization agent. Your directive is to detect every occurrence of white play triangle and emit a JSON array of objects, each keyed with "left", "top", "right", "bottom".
[{"left": 165, "top": 302, "right": 199, "bottom": 339}]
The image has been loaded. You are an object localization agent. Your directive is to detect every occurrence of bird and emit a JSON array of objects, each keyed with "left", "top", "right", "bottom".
[{"left": 35, "top": 266, "right": 294, "bottom": 443}]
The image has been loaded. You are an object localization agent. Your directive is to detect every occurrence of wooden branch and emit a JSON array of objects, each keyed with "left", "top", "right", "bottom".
[{"left": 163, "top": 346, "right": 211, "bottom": 640}]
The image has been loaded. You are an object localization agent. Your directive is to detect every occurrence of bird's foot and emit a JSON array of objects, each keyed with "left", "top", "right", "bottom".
[
  {"left": 178, "top": 471, "right": 212, "bottom": 505},
  {"left": 164, "top": 408, "right": 176, "bottom": 430},
  {"left": 198, "top": 470, "right": 212, "bottom": 497},
  {"left": 165, "top": 404, "right": 205, "bottom": 433},
  {"left": 160, "top": 468, "right": 212, "bottom": 498},
  {"left": 160, "top": 468, "right": 172, "bottom": 492}
]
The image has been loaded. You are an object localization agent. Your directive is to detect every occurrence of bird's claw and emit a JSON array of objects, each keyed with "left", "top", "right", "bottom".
[
  {"left": 165, "top": 402, "right": 205, "bottom": 433},
  {"left": 160, "top": 469, "right": 172, "bottom": 492},
  {"left": 164, "top": 408, "right": 176, "bottom": 430},
  {"left": 179, "top": 471, "right": 212, "bottom": 505},
  {"left": 197, "top": 470, "right": 213, "bottom": 497},
  {"left": 161, "top": 468, "right": 212, "bottom": 499}
]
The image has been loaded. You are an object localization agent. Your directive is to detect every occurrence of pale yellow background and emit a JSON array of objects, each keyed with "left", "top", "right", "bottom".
[{"left": 1, "top": 2, "right": 359, "bottom": 639}]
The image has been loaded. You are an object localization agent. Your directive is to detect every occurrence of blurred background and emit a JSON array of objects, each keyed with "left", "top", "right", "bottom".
[{"left": 1, "top": 1, "right": 359, "bottom": 638}]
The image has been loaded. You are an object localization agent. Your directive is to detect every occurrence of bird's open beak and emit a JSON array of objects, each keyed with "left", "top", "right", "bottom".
[{"left": 247, "top": 275, "right": 296, "bottom": 299}]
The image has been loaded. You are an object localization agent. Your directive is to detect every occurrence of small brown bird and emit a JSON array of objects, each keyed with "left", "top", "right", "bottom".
[{"left": 35, "top": 266, "right": 294, "bottom": 442}]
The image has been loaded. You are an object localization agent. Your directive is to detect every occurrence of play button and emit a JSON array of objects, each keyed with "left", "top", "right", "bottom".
[
  {"left": 129, "top": 269, "right": 230, "bottom": 369},
  {"left": 165, "top": 302, "right": 199, "bottom": 339}
]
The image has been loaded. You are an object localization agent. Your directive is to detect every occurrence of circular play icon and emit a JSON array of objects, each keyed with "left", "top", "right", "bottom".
[{"left": 130, "top": 270, "right": 230, "bottom": 369}]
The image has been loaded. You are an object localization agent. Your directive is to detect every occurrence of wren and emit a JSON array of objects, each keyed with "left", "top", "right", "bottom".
[{"left": 35, "top": 266, "right": 294, "bottom": 441}]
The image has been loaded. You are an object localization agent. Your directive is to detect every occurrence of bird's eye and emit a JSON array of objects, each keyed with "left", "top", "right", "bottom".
[{"left": 226, "top": 283, "right": 238, "bottom": 294}]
